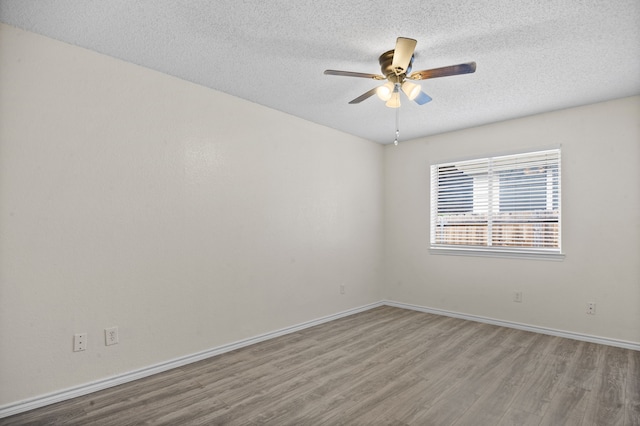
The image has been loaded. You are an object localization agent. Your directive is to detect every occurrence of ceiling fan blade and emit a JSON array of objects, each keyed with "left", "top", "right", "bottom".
[
  {"left": 413, "top": 91, "right": 432, "bottom": 105},
  {"left": 348, "top": 87, "right": 379, "bottom": 104},
  {"left": 324, "top": 70, "right": 385, "bottom": 80},
  {"left": 391, "top": 37, "right": 417, "bottom": 75},
  {"left": 408, "top": 62, "right": 476, "bottom": 80}
]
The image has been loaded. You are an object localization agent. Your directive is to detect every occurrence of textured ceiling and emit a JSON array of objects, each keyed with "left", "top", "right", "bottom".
[{"left": 1, "top": 1, "right": 639, "bottom": 144}]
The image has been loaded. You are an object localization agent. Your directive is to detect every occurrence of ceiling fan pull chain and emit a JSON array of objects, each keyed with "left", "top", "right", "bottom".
[{"left": 394, "top": 106, "right": 400, "bottom": 146}]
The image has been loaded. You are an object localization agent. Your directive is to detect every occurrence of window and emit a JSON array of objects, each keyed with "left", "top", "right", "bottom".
[{"left": 430, "top": 148, "right": 562, "bottom": 258}]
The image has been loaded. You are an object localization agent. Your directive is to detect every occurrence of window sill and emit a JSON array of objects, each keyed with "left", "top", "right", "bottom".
[{"left": 429, "top": 247, "right": 565, "bottom": 261}]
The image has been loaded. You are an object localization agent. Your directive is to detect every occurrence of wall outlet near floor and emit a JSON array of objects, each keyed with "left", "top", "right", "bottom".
[
  {"left": 105, "top": 327, "right": 119, "bottom": 346},
  {"left": 73, "top": 333, "right": 87, "bottom": 352},
  {"left": 586, "top": 303, "right": 596, "bottom": 315},
  {"left": 513, "top": 291, "right": 523, "bottom": 303},
  {"left": 340, "top": 284, "right": 345, "bottom": 295}
]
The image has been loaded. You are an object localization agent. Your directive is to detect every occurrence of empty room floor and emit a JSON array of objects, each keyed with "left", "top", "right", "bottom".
[{"left": 2, "top": 306, "right": 639, "bottom": 425}]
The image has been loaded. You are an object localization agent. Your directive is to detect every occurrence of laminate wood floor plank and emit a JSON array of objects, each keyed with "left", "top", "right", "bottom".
[
  {"left": 562, "top": 341, "right": 603, "bottom": 390},
  {"left": 2, "top": 306, "right": 638, "bottom": 426},
  {"left": 538, "top": 384, "right": 591, "bottom": 426},
  {"left": 626, "top": 349, "right": 640, "bottom": 426},
  {"left": 360, "top": 324, "right": 494, "bottom": 424},
  {"left": 502, "top": 346, "right": 577, "bottom": 417},
  {"left": 338, "top": 375, "right": 434, "bottom": 425},
  {"left": 535, "top": 341, "right": 603, "bottom": 426},
  {"left": 583, "top": 345, "right": 629, "bottom": 426},
  {"left": 389, "top": 332, "right": 522, "bottom": 425},
  {"left": 497, "top": 407, "right": 543, "bottom": 426},
  {"left": 455, "top": 343, "right": 548, "bottom": 426},
  {"left": 260, "top": 371, "right": 423, "bottom": 425},
  {"left": 418, "top": 345, "right": 529, "bottom": 425},
  {"left": 201, "top": 376, "right": 319, "bottom": 426},
  {"left": 261, "top": 384, "right": 358, "bottom": 425},
  {"left": 388, "top": 319, "right": 489, "bottom": 381}
]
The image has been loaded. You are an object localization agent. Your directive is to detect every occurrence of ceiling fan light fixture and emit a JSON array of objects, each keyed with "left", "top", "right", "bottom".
[
  {"left": 376, "top": 82, "right": 394, "bottom": 101},
  {"left": 385, "top": 91, "right": 401, "bottom": 108},
  {"left": 401, "top": 81, "right": 421, "bottom": 100}
]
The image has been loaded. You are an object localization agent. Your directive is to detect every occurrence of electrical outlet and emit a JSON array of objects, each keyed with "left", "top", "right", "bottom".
[
  {"left": 74, "top": 333, "right": 87, "bottom": 352},
  {"left": 586, "top": 303, "right": 596, "bottom": 315},
  {"left": 105, "top": 327, "right": 119, "bottom": 346},
  {"left": 513, "top": 291, "right": 523, "bottom": 303},
  {"left": 340, "top": 284, "right": 345, "bottom": 294}
]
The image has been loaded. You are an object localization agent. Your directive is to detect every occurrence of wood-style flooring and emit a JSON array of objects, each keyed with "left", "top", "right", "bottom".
[{"left": 2, "top": 306, "right": 639, "bottom": 425}]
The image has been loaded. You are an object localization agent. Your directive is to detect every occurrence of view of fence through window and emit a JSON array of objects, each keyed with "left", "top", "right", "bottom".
[{"left": 430, "top": 149, "right": 561, "bottom": 253}]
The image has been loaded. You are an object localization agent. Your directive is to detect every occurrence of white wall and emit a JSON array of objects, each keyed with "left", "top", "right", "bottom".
[
  {"left": 384, "top": 96, "right": 640, "bottom": 344},
  {"left": 0, "top": 24, "right": 384, "bottom": 406}
]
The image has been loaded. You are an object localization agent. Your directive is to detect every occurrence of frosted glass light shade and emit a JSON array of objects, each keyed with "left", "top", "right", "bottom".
[
  {"left": 385, "top": 91, "right": 401, "bottom": 108},
  {"left": 401, "top": 81, "right": 421, "bottom": 100},
  {"left": 376, "top": 82, "right": 394, "bottom": 101}
]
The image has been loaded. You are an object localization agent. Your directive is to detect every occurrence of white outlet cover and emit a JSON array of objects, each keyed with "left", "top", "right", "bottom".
[
  {"left": 105, "top": 327, "right": 119, "bottom": 346},
  {"left": 513, "top": 291, "right": 523, "bottom": 302}
]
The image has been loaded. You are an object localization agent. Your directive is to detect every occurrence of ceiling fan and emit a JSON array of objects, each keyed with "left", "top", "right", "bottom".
[{"left": 324, "top": 37, "right": 476, "bottom": 108}]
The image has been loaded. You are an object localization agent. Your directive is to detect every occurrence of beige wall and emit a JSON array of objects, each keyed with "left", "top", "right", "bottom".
[
  {"left": 383, "top": 96, "right": 640, "bottom": 344},
  {"left": 0, "top": 24, "right": 383, "bottom": 405}
]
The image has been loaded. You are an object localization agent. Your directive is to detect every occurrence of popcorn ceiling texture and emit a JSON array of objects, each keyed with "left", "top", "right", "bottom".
[{"left": 1, "top": 0, "right": 638, "bottom": 143}]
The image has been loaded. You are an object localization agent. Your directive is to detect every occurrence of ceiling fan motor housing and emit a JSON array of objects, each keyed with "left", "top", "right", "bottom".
[{"left": 379, "top": 50, "right": 413, "bottom": 80}]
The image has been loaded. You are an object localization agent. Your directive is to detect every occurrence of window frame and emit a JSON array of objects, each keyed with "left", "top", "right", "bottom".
[{"left": 429, "top": 148, "right": 564, "bottom": 261}]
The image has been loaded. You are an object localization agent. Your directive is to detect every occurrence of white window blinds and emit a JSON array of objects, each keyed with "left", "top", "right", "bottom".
[{"left": 430, "top": 148, "right": 561, "bottom": 256}]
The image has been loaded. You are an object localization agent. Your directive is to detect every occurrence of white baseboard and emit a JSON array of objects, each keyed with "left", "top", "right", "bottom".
[
  {"left": 384, "top": 300, "right": 640, "bottom": 351},
  {"left": 0, "top": 301, "right": 384, "bottom": 419},
  {"left": 2, "top": 299, "right": 637, "bottom": 419}
]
